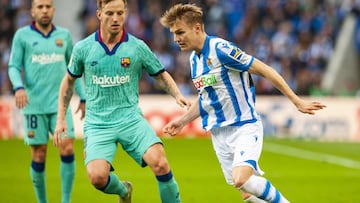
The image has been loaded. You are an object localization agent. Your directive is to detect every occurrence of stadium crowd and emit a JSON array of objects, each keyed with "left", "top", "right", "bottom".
[{"left": 0, "top": 0, "right": 359, "bottom": 96}]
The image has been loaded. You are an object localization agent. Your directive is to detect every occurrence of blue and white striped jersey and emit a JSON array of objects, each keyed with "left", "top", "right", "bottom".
[{"left": 190, "top": 35, "right": 260, "bottom": 131}]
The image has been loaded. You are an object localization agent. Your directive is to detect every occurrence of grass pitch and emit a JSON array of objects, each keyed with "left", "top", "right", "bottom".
[{"left": 0, "top": 138, "right": 359, "bottom": 203}]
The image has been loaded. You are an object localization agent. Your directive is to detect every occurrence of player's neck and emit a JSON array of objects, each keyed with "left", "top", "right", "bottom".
[
  {"left": 35, "top": 22, "right": 53, "bottom": 36},
  {"left": 100, "top": 28, "right": 123, "bottom": 51}
]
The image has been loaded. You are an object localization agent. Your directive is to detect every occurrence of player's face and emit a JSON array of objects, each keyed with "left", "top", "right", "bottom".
[
  {"left": 97, "top": 0, "right": 127, "bottom": 36},
  {"left": 31, "top": 0, "right": 54, "bottom": 28},
  {"left": 170, "top": 20, "right": 202, "bottom": 52}
]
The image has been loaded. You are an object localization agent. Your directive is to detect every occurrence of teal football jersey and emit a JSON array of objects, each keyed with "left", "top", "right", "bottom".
[
  {"left": 68, "top": 31, "right": 164, "bottom": 127},
  {"left": 8, "top": 23, "right": 85, "bottom": 114}
]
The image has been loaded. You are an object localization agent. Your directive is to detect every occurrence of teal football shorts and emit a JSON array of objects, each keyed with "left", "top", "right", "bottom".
[
  {"left": 84, "top": 116, "right": 162, "bottom": 167},
  {"left": 23, "top": 109, "right": 75, "bottom": 145}
]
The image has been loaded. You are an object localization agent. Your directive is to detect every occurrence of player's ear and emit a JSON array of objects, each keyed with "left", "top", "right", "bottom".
[
  {"left": 96, "top": 9, "right": 101, "bottom": 20},
  {"left": 194, "top": 23, "right": 202, "bottom": 33}
]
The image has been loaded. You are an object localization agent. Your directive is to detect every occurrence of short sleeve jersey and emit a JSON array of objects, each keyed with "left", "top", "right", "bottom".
[
  {"left": 190, "top": 35, "right": 259, "bottom": 131},
  {"left": 68, "top": 30, "right": 164, "bottom": 127},
  {"left": 8, "top": 23, "right": 73, "bottom": 114}
]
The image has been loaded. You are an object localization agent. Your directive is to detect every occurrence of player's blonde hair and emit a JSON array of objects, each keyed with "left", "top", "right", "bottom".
[
  {"left": 97, "top": 0, "right": 127, "bottom": 10},
  {"left": 160, "top": 3, "right": 203, "bottom": 28}
]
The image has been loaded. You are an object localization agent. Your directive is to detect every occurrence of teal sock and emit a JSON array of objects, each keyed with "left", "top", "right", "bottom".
[
  {"left": 101, "top": 172, "right": 128, "bottom": 197},
  {"left": 30, "top": 161, "right": 47, "bottom": 203},
  {"left": 60, "top": 155, "right": 75, "bottom": 203},
  {"left": 156, "top": 171, "right": 181, "bottom": 203}
]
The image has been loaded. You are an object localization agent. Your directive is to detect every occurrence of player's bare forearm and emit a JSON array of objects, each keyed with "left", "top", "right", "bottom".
[
  {"left": 154, "top": 71, "right": 191, "bottom": 108},
  {"left": 58, "top": 73, "right": 75, "bottom": 120},
  {"left": 250, "top": 58, "right": 326, "bottom": 114},
  {"left": 155, "top": 71, "right": 181, "bottom": 98},
  {"left": 250, "top": 59, "right": 301, "bottom": 105},
  {"left": 180, "top": 98, "right": 200, "bottom": 123}
]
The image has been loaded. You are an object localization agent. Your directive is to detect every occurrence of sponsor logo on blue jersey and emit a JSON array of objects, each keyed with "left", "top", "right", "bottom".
[
  {"left": 92, "top": 75, "right": 130, "bottom": 87},
  {"left": 193, "top": 74, "right": 217, "bottom": 89}
]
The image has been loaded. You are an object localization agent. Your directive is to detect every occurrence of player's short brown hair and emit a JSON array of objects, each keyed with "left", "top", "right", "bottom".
[
  {"left": 97, "top": 0, "right": 127, "bottom": 10},
  {"left": 160, "top": 3, "right": 203, "bottom": 28}
]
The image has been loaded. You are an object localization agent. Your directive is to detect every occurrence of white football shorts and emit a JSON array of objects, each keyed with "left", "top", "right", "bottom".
[{"left": 210, "top": 120, "right": 264, "bottom": 185}]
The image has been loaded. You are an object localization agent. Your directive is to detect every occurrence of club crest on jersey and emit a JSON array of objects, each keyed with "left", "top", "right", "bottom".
[
  {"left": 207, "top": 58, "right": 212, "bottom": 66},
  {"left": 28, "top": 131, "right": 35, "bottom": 138},
  {"left": 121, "top": 57, "right": 130, "bottom": 68},
  {"left": 55, "top": 39, "right": 63, "bottom": 47}
]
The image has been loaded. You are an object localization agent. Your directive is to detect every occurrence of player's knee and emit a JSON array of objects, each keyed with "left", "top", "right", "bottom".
[
  {"left": 233, "top": 177, "right": 249, "bottom": 189},
  {"left": 88, "top": 170, "right": 108, "bottom": 188},
  {"left": 59, "top": 139, "right": 74, "bottom": 155},
  {"left": 232, "top": 171, "right": 252, "bottom": 188},
  {"left": 150, "top": 157, "right": 170, "bottom": 175},
  {"left": 31, "top": 145, "right": 47, "bottom": 162}
]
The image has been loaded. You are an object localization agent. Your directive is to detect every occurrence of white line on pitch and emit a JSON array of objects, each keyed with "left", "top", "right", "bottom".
[{"left": 264, "top": 142, "right": 360, "bottom": 170}]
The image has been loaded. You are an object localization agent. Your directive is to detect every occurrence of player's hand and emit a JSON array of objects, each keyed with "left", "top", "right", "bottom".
[
  {"left": 296, "top": 100, "right": 326, "bottom": 115},
  {"left": 54, "top": 120, "right": 67, "bottom": 147},
  {"left": 14, "top": 89, "right": 28, "bottom": 109},
  {"left": 163, "top": 119, "right": 184, "bottom": 136},
  {"left": 75, "top": 101, "right": 86, "bottom": 120},
  {"left": 176, "top": 96, "right": 192, "bottom": 110}
]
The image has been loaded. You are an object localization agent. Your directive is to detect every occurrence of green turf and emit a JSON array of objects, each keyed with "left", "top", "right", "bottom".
[{"left": 0, "top": 138, "right": 359, "bottom": 202}]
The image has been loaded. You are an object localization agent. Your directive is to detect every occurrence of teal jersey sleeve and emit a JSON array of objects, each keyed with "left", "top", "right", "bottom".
[
  {"left": 8, "top": 29, "right": 25, "bottom": 90},
  {"left": 138, "top": 40, "right": 164, "bottom": 76}
]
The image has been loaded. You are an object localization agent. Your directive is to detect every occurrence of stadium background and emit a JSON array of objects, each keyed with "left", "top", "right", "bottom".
[
  {"left": 0, "top": 0, "right": 359, "bottom": 140},
  {"left": 0, "top": 0, "right": 360, "bottom": 202}
]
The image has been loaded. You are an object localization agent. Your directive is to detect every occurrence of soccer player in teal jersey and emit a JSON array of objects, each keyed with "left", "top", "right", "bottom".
[
  {"left": 161, "top": 4, "right": 326, "bottom": 203},
  {"left": 54, "top": 0, "right": 191, "bottom": 203},
  {"left": 7, "top": 0, "right": 86, "bottom": 203}
]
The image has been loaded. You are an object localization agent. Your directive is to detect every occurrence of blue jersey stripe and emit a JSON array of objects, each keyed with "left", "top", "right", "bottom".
[{"left": 240, "top": 72, "right": 256, "bottom": 120}]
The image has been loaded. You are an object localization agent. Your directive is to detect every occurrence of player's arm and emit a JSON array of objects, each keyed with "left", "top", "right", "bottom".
[
  {"left": 154, "top": 71, "right": 191, "bottom": 109},
  {"left": 8, "top": 31, "right": 28, "bottom": 109},
  {"left": 249, "top": 58, "right": 326, "bottom": 114},
  {"left": 163, "top": 98, "right": 200, "bottom": 136},
  {"left": 73, "top": 78, "right": 86, "bottom": 120},
  {"left": 54, "top": 73, "right": 76, "bottom": 147}
]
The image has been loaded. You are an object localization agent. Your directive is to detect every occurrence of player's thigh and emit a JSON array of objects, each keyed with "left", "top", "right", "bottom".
[
  {"left": 23, "top": 114, "right": 50, "bottom": 145},
  {"left": 210, "top": 121, "right": 264, "bottom": 184},
  {"left": 210, "top": 127, "right": 235, "bottom": 184},
  {"left": 231, "top": 121, "right": 264, "bottom": 174},
  {"left": 118, "top": 118, "right": 162, "bottom": 167}
]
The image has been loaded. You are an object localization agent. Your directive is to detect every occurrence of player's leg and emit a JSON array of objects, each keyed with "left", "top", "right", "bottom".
[
  {"left": 143, "top": 143, "right": 181, "bottom": 203},
  {"left": 86, "top": 160, "right": 130, "bottom": 199},
  {"left": 241, "top": 190, "right": 267, "bottom": 203},
  {"left": 50, "top": 111, "right": 75, "bottom": 203},
  {"left": 211, "top": 127, "right": 265, "bottom": 203},
  {"left": 84, "top": 129, "right": 130, "bottom": 201},
  {"left": 118, "top": 116, "right": 180, "bottom": 203},
  {"left": 24, "top": 114, "right": 49, "bottom": 203},
  {"left": 231, "top": 121, "right": 289, "bottom": 203},
  {"left": 30, "top": 145, "right": 48, "bottom": 203}
]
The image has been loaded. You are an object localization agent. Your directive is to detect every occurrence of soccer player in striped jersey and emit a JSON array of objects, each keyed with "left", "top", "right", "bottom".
[
  {"left": 53, "top": 0, "right": 191, "bottom": 203},
  {"left": 161, "top": 3, "right": 326, "bottom": 203},
  {"left": 7, "top": 0, "right": 86, "bottom": 203}
]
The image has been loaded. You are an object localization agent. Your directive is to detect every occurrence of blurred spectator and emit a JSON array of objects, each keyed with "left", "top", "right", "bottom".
[{"left": 1, "top": 0, "right": 359, "bottom": 96}]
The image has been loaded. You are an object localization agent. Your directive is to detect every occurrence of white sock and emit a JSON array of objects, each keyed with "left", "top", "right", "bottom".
[
  {"left": 244, "top": 195, "right": 267, "bottom": 203},
  {"left": 241, "top": 175, "right": 289, "bottom": 203}
]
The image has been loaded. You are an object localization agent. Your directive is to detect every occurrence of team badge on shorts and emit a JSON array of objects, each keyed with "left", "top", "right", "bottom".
[
  {"left": 121, "top": 57, "right": 131, "bottom": 67},
  {"left": 28, "top": 131, "right": 35, "bottom": 138}
]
